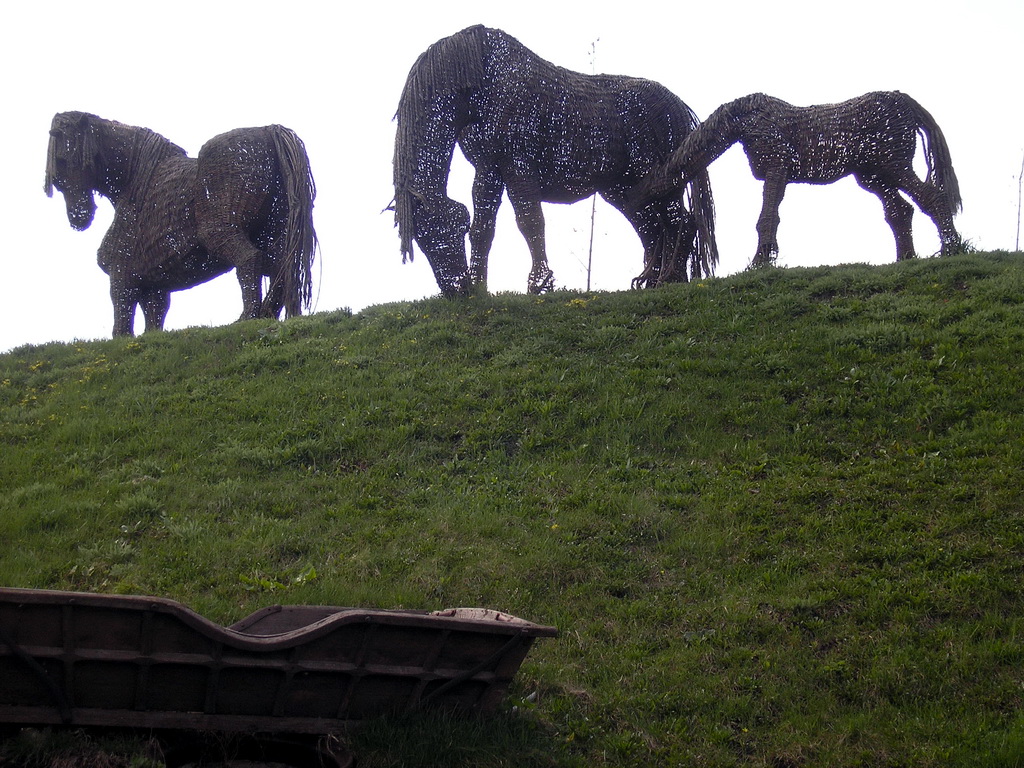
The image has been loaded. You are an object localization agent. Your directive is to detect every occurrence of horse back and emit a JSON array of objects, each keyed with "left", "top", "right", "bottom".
[
  {"left": 809, "top": 92, "right": 920, "bottom": 177},
  {"left": 613, "top": 78, "right": 698, "bottom": 167},
  {"left": 196, "top": 127, "right": 281, "bottom": 224},
  {"left": 739, "top": 92, "right": 920, "bottom": 181},
  {"left": 465, "top": 38, "right": 690, "bottom": 196}
]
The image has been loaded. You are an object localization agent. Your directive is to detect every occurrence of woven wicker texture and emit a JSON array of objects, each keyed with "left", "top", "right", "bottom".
[
  {"left": 393, "top": 25, "right": 718, "bottom": 296},
  {"left": 635, "top": 91, "right": 963, "bottom": 267},
  {"left": 45, "top": 112, "right": 317, "bottom": 336}
]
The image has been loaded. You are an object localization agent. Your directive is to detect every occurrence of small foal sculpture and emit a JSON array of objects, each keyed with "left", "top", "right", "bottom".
[{"left": 634, "top": 91, "right": 963, "bottom": 267}]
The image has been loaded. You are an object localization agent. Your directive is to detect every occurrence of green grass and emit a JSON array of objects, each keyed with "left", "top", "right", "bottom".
[{"left": 2, "top": 253, "right": 1024, "bottom": 766}]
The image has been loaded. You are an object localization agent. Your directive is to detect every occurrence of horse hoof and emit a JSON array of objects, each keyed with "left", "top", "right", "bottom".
[{"left": 527, "top": 269, "right": 555, "bottom": 294}]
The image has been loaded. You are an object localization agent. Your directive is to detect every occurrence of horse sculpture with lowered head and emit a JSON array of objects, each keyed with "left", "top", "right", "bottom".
[
  {"left": 45, "top": 111, "right": 318, "bottom": 337},
  {"left": 393, "top": 25, "right": 718, "bottom": 296},
  {"left": 634, "top": 91, "right": 963, "bottom": 267}
]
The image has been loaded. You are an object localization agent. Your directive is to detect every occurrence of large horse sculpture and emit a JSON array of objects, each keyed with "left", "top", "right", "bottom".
[
  {"left": 634, "top": 91, "right": 963, "bottom": 267},
  {"left": 45, "top": 111, "right": 318, "bottom": 337},
  {"left": 393, "top": 25, "right": 718, "bottom": 296}
]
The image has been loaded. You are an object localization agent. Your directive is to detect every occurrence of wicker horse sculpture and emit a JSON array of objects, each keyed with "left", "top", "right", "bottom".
[
  {"left": 45, "top": 112, "right": 318, "bottom": 337},
  {"left": 635, "top": 91, "right": 963, "bottom": 267},
  {"left": 393, "top": 25, "right": 717, "bottom": 296}
]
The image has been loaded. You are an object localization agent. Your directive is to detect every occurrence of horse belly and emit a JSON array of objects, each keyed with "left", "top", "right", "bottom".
[
  {"left": 146, "top": 250, "right": 234, "bottom": 290},
  {"left": 541, "top": 122, "right": 625, "bottom": 200},
  {"left": 796, "top": 143, "right": 854, "bottom": 183},
  {"left": 469, "top": 88, "right": 624, "bottom": 203},
  {"left": 132, "top": 159, "right": 232, "bottom": 289}
]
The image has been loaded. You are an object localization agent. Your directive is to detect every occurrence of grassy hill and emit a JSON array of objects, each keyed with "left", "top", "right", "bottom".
[{"left": 2, "top": 253, "right": 1023, "bottom": 767}]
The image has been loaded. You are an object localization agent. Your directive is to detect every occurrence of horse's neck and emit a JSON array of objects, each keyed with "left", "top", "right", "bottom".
[
  {"left": 671, "top": 96, "right": 774, "bottom": 177},
  {"left": 668, "top": 121, "right": 739, "bottom": 179},
  {"left": 403, "top": 96, "right": 470, "bottom": 195},
  {"left": 95, "top": 121, "right": 184, "bottom": 204},
  {"left": 395, "top": 26, "right": 491, "bottom": 197}
]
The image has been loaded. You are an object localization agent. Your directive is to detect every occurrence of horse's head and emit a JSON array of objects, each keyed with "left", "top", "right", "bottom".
[
  {"left": 631, "top": 194, "right": 691, "bottom": 288},
  {"left": 410, "top": 191, "right": 472, "bottom": 297},
  {"left": 44, "top": 112, "right": 101, "bottom": 231}
]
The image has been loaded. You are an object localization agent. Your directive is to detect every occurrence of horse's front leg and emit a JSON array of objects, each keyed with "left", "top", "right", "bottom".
[
  {"left": 109, "top": 277, "right": 139, "bottom": 337},
  {"left": 140, "top": 289, "right": 171, "bottom": 332},
  {"left": 752, "top": 170, "right": 787, "bottom": 268},
  {"left": 507, "top": 193, "right": 555, "bottom": 294},
  {"left": 468, "top": 169, "right": 504, "bottom": 289}
]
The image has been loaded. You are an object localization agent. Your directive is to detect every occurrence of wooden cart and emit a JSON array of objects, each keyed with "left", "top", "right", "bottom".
[{"left": 0, "top": 587, "right": 556, "bottom": 765}]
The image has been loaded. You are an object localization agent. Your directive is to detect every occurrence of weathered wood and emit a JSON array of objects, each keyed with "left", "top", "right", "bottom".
[{"left": 0, "top": 588, "right": 556, "bottom": 734}]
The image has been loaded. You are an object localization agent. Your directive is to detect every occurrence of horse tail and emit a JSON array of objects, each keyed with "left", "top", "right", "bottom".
[
  {"left": 672, "top": 95, "right": 720, "bottom": 278},
  {"left": 393, "top": 25, "right": 487, "bottom": 261},
  {"left": 685, "top": 170, "right": 719, "bottom": 278},
  {"left": 268, "top": 125, "right": 318, "bottom": 318},
  {"left": 899, "top": 92, "right": 962, "bottom": 215}
]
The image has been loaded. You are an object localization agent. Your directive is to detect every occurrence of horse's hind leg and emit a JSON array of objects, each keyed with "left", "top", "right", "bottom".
[
  {"left": 199, "top": 223, "right": 268, "bottom": 319},
  {"left": 897, "top": 173, "right": 964, "bottom": 256},
  {"left": 856, "top": 175, "right": 915, "bottom": 260},
  {"left": 261, "top": 275, "right": 286, "bottom": 319},
  {"left": 507, "top": 193, "right": 555, "bottom": 293}
]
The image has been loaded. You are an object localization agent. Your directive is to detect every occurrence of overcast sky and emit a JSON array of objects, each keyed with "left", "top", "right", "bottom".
[{"left": 3, "top": 0, "right": 1021, "bottom": 351}]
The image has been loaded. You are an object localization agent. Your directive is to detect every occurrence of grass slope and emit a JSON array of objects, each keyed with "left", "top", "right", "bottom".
[{"left": 2, "top": 253, "right": 1023, "bottom": 767}]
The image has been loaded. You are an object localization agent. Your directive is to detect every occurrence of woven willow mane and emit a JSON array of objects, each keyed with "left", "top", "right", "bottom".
[
  {"left": 45, "top": 112, "right": 101, "bottom": 196},
  {"left": 393, "top": 25, "right": 488, "bottom": 261},
  {"left": 46, "top": 111, "right": 186, "bottom": 209},
  {"left": 122, "top": 129, "right": 187, "bottom": 207}
]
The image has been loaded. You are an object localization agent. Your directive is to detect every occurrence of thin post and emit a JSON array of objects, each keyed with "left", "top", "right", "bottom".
[
  {"left": 587, "top": 197, "right": 596, "bottom": 291},
  {"left": 586, "top": 39, "right": 599, "bottom": 291},
  {"left": 1017, "top": 150, "right": 1023, "bottom": 251}
]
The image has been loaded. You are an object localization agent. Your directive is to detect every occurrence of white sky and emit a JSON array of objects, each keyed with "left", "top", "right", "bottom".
[{"left": 3, "top": 0, "right": 1021, "bottom": 351}]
